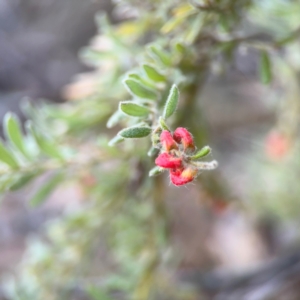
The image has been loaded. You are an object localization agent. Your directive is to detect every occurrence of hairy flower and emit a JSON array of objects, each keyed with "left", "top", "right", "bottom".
[
  {"left": 160, "top": 130, "right": 178, "bottom": 152},
  {"left": 154, "top": 127, "right": 216, "bottom": 186},
  {"left": 155, "top": 152, "right": 182, "bottom": 169},
  {"left": 173, "top": 127, "right": 195, "bottom": 151},
  {"left": 170, "top": 167, "right": 197, "bottom": 186}
]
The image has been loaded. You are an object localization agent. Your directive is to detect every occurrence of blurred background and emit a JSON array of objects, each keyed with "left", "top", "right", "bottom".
[
  {"left": 1, "top": 0, "right": 300, "bottom": 299},
  {"left": 0, "top": 0, "right": 111, "bottom": 293}
]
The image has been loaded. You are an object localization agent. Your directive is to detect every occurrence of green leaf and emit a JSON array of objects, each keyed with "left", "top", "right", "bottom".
[
  {"left": 119, "top": 101, "right": 150, "bottom": 117},
  {"left": 0, "top": 140, "right": 19, "bottom": 169},
  {"left": 149, "top": 166, "right": 164, "bottom": 177},
  {"left": 26, "top": 121, "right": 63, "bottom": 160},
  {"left": 190, "top": 146, "right": 211, "bottom": 160},
  {"left": 124, "top": 79, "right": 157, "bottom": 100},
  {"left": 106, "top": 110, "right": 125, "bottom": 128},
  {"left": 9, "top": 172, "right": 39, "bottom": 191},
  {"left": 128, "top": 73, "right": 156, "bottom": 89},
  {"left": 148, "top": 45, "right": 172, "bottom": 66},
  {"left": 4, "top": 113, "right": 29, "bottom": 159},
  {"left": 108, "top": 135, "right": 125, "bottom": 146},
  {"left": 143, "top": 65, "right": 166, "bottom": 82},
  {"left": 163, "top": 84, "right": 179, "bottom": 119},
  {"left": 259, "top": 50, "right": 272, "bottom": 84},
  {"left": 0, "top": 174, "right": 15, "bottom": 192},
  {"left": 118, "top": 126, "right": 152, "bottom": 139},
  {"left": 30, "top": 172, "right": 64, "bottom": 207},
  {"left": 161, "top": 16, "right": 185, "bottom": 34},
  {"left": 175, "top": 42, "right": 187, "bottom": 54},
  {"left": 147, "top": 146, "right": 159, "bottom": 157},
  {"left": 128, "top": 73, "right": 142, "bottom": 81}
]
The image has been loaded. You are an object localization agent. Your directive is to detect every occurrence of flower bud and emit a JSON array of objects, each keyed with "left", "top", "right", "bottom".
[
  {"left": 160, "top": 130, "right": 178, "bottom": 152},
  {"left": 155, "top": 152, "right": 182, "bottom": 169},
  {"left": 170, "top": 166, "right": 197, "bottom": 186},
  {"left": 173, "top": 127, "right": 195, "bottom": 151}
]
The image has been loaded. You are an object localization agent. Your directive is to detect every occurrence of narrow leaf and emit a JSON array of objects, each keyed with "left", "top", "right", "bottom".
[
  {"left": 148, "top": 46, "right": 172, "bottom": 66},
  {"left": 4, "top": 113, "right": 29, "bottom": 158},
  {"left": 163, "top": 84, "right": 179, "bottom": 119},
  {"left": 128, "top": 73, "right": 156, "bottom": 89},
  {"left": 128, "top": 73, "right": 142, "bottom": 81},
  {"left": 161, "top": 17, "right": 185, "bottom": 34},
  {"left": 175, "top": 42, "right": 186, "bottom": 54},
  {"left": 26, "top": 122, "right": 63, "bottom": 160},
  {"left": 259, "top": 50, "right": 272, "bottom": 84},
  {"left": 143, "top": 65, "right": 166, "bottom": 82},
  {"left": 0, "top": 175, "right": 15, "bottom": 192},
  {"left": 106, "top": 110, "right": 124, "bottom": 128},
  {"left": 124, "top": 79, "right": 157, "bottom": 100},
  {"left": 108, "top": 135, "right": 125, "bottom": 146},
  {"left": 149, "top": 166, "right": 164, "bottom": 177},
  {"left": 147, "top": 146, "right": 159, "bottom": 157},
  {"left": 190, "top": 146, "right": 211, "bottom": 160},
  {"left": 0, "top": 140, "right": 19, "bottom": 169},
  {"left": 9, "top": 172, "right": 38, "bottom": 191},
  {"left": 30, "top": 172, "right": 64, "bottom": 207},
  {"left": 118, "top": 126, "right": 152, "bottom": 138},
  {"left": 119, "top": 102, "right": 150, "bottom": 117}
]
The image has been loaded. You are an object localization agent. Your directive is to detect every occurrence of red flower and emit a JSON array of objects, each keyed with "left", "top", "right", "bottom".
[
  {"left": 170, "top": 167, "right": 197, "bottom": 186},
  {"left": 155, "top": 152, "right": 182, "bottom": 169},
  {"left": 173, "top": 127, "right": 195, "bottom": 151},
  {"left": 154, "top": 127, "right": 216, "bottom": 186},
  {"left": 160, "top": 130, "right": 178, "bottom": 152}
]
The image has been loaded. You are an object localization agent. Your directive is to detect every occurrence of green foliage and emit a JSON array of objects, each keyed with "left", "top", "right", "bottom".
[
  {"left": 119, "top": 101, "right": 151, "bottom": 117},
  {"left": 0, "top": 140, "right": 19, "bottom": 169},
  {"left": 118, "top": 126, "right": 152, "bottom": 139},
  {"left": 4, "top": 113, "right": 29, "bottom": 159},
  {"left": 26, "top": 121, "right": 64, "bottom": 161},
  {"left": 1, "top": 0, "right": 300, "bottom": 299},
  {"left": 149, "top": 166, "right": 164, "bottom": 177},
  {"left": 162, "top": 84, "right": 179, "bottom": 119},
  {"left": 259, "top": 50, "right": 272, "bottom": 84},
  {"left": 191, "top": 146, "right": 212, "bottom": 160},
  {"left": 30, "top": 172, "right": 64, "bottom": 207},
  {"left": 124, "top": 79, "right": 157, "bottom": 100},
  {"left": 108, "top": 135, "right": 125, "bottom": 146},
  {"left": 106, "top": 110, "right": 125, "bottom": 128},
  {"left": 143, "top": 64, "right": 166, "bottom": 82},
  {"left": 148, "top": 45, "right": 172, "bottom": 66}
]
